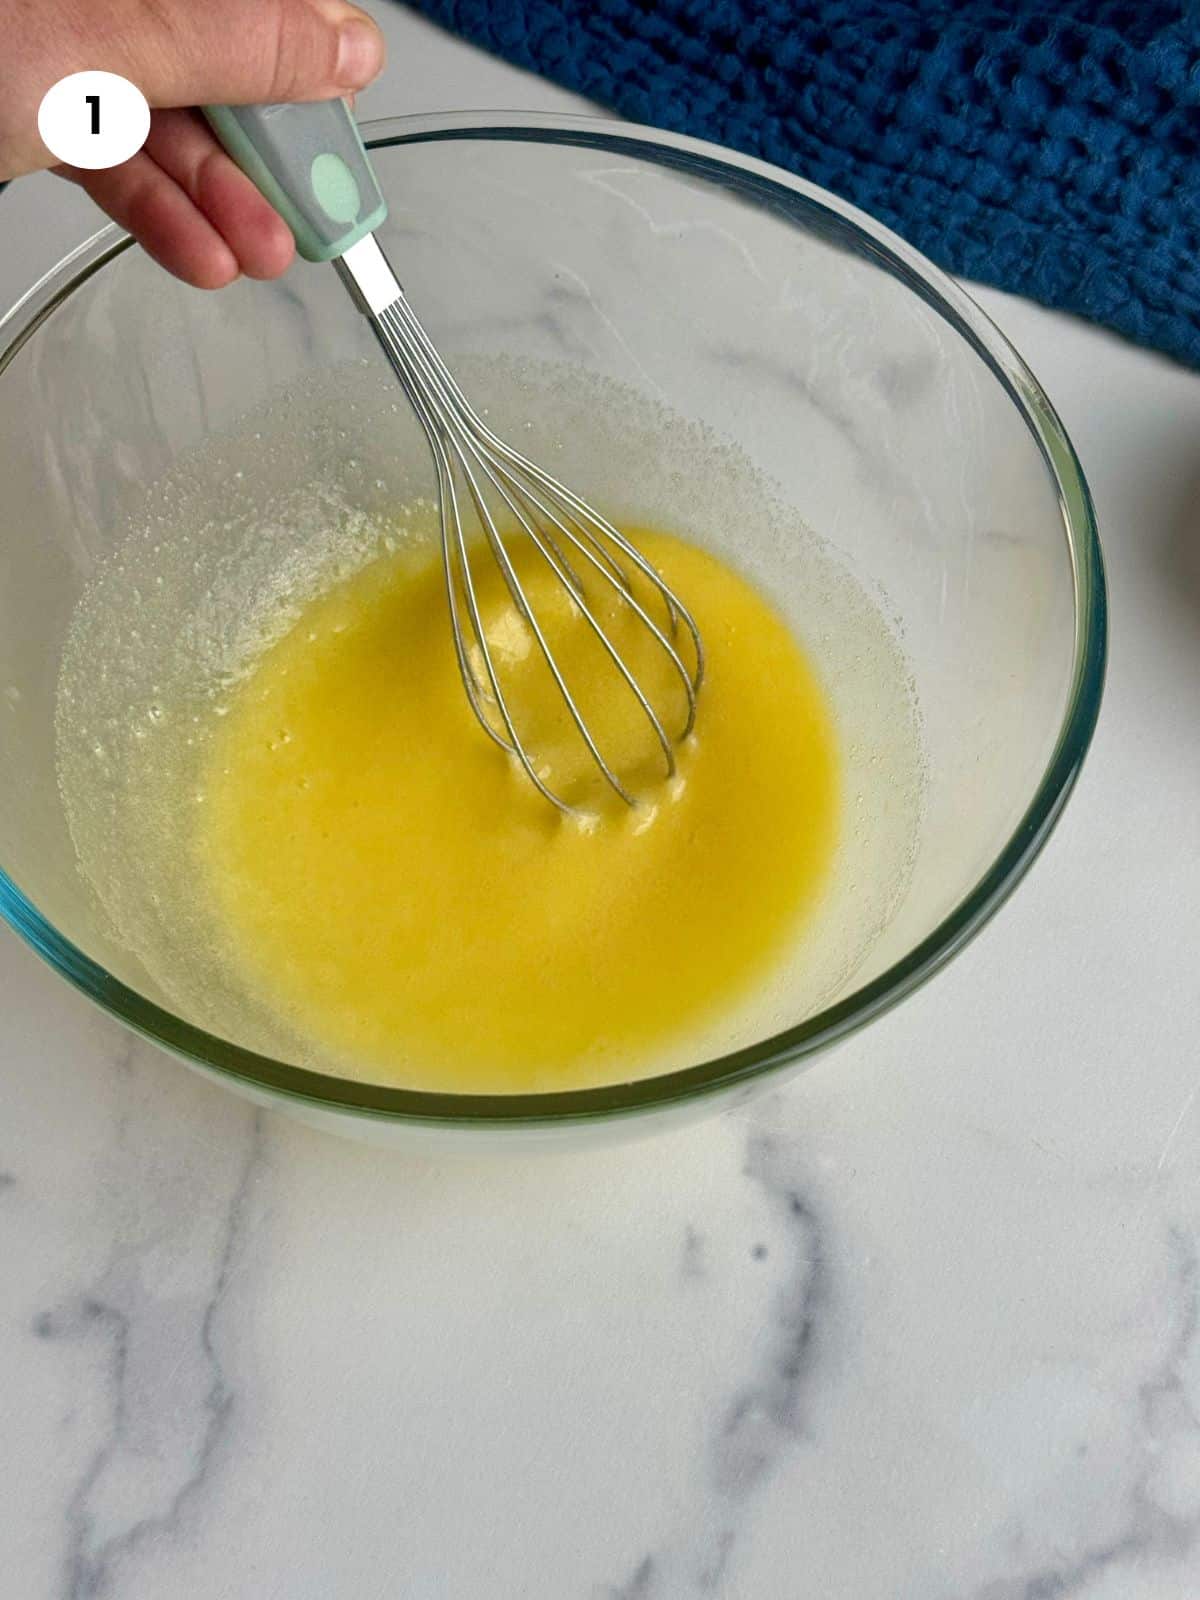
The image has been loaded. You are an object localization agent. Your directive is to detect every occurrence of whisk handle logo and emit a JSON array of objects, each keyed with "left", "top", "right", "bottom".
[{"left": 203, "top": 98, "right": 387, "bottom": 263}]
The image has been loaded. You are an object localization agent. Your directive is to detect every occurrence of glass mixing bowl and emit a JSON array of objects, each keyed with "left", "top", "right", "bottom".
[{"left": 0, "top": 112, "right": 1105, "bottom": 1148}]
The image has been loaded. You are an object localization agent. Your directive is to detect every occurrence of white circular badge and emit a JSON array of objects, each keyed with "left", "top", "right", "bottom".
[{"left": 38, "top": 71, "right": 151, "bottom": 169}]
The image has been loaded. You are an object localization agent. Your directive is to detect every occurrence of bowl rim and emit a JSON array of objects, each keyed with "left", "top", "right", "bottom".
[{"left": 0, "top": 108, "right": 1107, "bottom": 1127}]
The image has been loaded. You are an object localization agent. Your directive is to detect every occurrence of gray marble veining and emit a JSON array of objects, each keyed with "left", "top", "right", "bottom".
[
  {"left": 21, "top": 1036, "right": 264, "bottom": 1600},
  {"left": 599, "top": 1121, "right": 832, "bottom": 1598},
  {"left": 965, "top": 1230, "right": 1200, "bottom": 1600}
]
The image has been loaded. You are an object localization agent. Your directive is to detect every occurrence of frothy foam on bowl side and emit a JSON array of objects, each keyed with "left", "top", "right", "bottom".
[{"left": 56, "top": 355, "right": 925, "bottom": 1085}]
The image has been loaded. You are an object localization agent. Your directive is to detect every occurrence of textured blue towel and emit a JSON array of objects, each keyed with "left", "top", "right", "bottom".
[{"left": 405, "top": 0, "right": 1200, "bottom": 368}]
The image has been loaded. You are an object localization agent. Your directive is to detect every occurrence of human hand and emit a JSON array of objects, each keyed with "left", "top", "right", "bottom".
[{"left": 2, "top": 0, "right": 385, "bottom": 286}]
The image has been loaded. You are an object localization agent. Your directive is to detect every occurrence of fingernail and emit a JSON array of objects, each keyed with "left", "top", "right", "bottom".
[{"left": 336, "top": 18, "right": 385, "bottom": 89}]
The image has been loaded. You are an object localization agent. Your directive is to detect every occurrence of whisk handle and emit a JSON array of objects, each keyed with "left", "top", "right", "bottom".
[{"left": 202, "top": 99, "right": 386, "bottom": 263}]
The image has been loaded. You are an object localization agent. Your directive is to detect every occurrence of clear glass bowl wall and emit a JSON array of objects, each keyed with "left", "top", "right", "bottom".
[{"left": 0, "top": 114, "right": 1104, "bottom": 1145}]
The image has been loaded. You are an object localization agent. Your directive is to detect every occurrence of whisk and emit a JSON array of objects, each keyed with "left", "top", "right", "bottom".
[{"left": 204, "top": 100, "right": 704, "bottom": 813}]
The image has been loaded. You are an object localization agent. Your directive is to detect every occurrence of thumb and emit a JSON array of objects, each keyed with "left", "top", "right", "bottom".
[
  {"left": 111, "top": 0, "right": 387, "bottom": 107},
  {"left": 5, "top": 0, "right": 385, "bottom": 178}
]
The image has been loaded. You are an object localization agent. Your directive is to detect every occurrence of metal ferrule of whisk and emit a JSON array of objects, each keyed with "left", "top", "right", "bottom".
[{"left": 334, "top": 234, "right": 705, "bottom": 816}]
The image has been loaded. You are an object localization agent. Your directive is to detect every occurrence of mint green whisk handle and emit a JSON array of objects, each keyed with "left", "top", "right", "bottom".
[{"left": 202, "top": 99, "right": 387, "bottom": 262}]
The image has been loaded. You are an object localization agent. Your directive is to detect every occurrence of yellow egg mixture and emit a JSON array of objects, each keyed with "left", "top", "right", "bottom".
[{"left": 196, "top": 527, "right": 838, "bottom": 1092}]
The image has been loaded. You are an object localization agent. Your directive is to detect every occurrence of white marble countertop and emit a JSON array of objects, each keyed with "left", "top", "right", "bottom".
[{"left": 3, "top": 7, "right": 1199, "bottom": 1597}]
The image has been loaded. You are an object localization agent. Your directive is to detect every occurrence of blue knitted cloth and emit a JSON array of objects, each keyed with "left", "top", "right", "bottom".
[{"left": 405, "top": 0, "right": 1200, "bottom": 368}]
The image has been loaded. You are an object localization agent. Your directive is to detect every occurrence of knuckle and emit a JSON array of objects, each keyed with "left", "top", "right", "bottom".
[{"left": 264, "top": 0, "right": 338, "bottom": 99}]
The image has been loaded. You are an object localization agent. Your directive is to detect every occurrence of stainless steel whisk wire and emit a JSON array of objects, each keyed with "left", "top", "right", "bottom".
[
  {"left": 341, "top": 260, "right": 705, "bottom": 814},
  {"left": 200, "top": 102, "right": 703, "bottom": 812}
]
